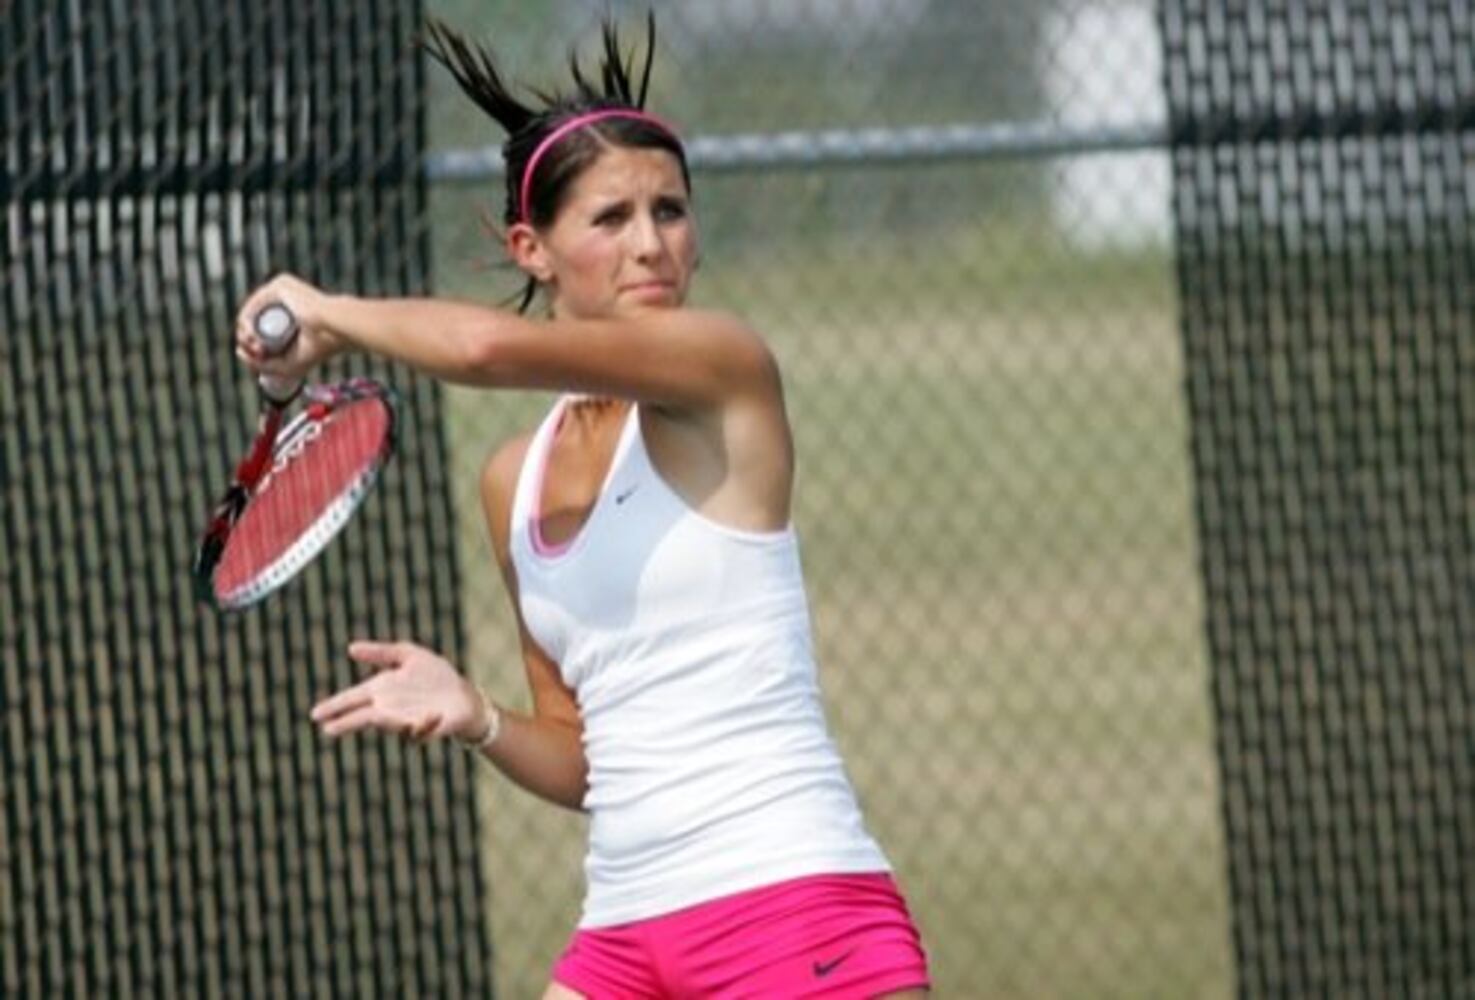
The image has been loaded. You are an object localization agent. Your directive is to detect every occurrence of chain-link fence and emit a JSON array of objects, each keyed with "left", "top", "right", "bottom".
[
  {"left": 429, "top": 3, "right": 1225, "bottom": 998},
  {"left": 3, "top": 1, "right": 490, "bottom": 995},
  {"left": 8, "top": 1, "right": 1474, "bottom": 998},
  {"left": 1165, "top": 3, "right": 1475, "bottom": 996}
]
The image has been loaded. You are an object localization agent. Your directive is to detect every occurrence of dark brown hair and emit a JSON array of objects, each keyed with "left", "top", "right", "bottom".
[{"left": 419, "top": 13, "right": 690, "bottom": 311}]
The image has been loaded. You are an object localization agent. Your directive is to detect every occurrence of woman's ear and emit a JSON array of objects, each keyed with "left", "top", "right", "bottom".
[{"left": 506, "top": 223, "right": 554, "bottom": 284}]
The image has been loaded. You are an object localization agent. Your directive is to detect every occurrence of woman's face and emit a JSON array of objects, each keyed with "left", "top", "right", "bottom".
[{"left": 513, "top": 145, "right": 698, "bottom": 320}]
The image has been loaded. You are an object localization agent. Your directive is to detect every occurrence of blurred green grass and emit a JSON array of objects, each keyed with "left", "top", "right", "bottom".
[{"left": 427, "top": 177, "right": 1232, "bottom": 998}]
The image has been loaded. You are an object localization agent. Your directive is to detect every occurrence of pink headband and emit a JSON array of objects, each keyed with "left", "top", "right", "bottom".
[{"left": 518, "top": 108, "right": 680, "bottom": 224}]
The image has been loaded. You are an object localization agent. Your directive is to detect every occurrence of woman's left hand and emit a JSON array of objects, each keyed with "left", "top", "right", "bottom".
[{"left": 310, "top": 640, "right": 491, "bottom": 744}]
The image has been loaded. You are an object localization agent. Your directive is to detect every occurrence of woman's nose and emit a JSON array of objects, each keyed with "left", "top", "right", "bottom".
[{"left": 628, "top": 211, "right": 665, "bottom": 260}]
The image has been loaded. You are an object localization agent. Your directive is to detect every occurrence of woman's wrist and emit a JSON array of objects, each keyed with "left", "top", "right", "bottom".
[
  {"left": 460, "top": 687, "right": 502, "bottom": 751},
  {"left": 319, "top": 292, "right": 363, "bottom": 358}
]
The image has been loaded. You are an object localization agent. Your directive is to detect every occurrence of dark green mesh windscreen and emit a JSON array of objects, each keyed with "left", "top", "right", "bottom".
[
  {"left": 2, "top": 1, "right": 490, "bottom": 995},
  {"left": 1164, "top": 3, "right": 1475, "bottom": 996}
]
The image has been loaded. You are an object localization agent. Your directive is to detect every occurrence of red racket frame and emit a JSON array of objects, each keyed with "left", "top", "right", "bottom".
[{"left": 193, "top": 377, "right": 396, "bottom": 610}]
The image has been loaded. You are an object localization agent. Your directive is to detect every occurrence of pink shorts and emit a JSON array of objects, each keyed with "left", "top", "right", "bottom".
[{"left": 552, "top": 872, "right": 930, "bottom": 998}]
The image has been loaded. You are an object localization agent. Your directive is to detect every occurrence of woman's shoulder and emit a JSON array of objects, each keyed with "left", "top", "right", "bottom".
[
  {"left": 481, "top": 428, "right": 537, "bottom": 499},
  {"left": 478, "top": 426, "right": 540, "bottom": 564}
]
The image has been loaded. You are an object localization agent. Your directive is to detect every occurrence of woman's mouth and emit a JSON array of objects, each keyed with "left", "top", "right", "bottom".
[{"left": 622, "top": 281, "right": 676, "bottom": 301}]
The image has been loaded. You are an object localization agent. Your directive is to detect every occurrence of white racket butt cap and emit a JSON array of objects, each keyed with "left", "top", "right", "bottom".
[
  {"left": 253, "top": 303, "right": 303, "bottom": 402},
  {"left": 254, "top": 303, "right": 299, "bottom": 355}
]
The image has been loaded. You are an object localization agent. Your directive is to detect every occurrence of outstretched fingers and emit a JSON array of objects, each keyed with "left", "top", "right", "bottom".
[
  {"left": 311, "top": 639, "right": 460, "bottom": 743},
  {"left": 315, "top": 702, "right": 384, "bottom": 738},
  {"left": 308, "top": 642, "right": 407, "bottom": 727},
  {"left": 310, "top": 686, "right": 373, "bottom": 728},
  {"left": 318, "top": 705, "right": 442, "bottom": 743}
]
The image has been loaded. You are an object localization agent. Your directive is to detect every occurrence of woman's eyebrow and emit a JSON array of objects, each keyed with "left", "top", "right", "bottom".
[{"left": 588, "top": 196, "right": 632, "bottom": 215}]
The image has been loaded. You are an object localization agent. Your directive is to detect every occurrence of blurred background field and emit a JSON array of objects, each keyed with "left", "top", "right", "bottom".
[{"left": 423, "top": 4, "right": 1232, "bottom": 993}]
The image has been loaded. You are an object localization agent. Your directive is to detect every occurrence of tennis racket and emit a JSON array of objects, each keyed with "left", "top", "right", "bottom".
[{"left": 193, "top": 303, "right": 396, "bottom": 611}]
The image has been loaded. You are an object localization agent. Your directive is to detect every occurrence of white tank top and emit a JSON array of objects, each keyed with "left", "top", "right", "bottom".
[{"left": 509, "top": 396, "right": 889, "bottom": 927}]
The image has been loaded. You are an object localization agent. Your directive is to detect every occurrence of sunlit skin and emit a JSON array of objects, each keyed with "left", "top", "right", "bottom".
[{"left": 507, "top": 144, "right": 699, "bottom": 321}]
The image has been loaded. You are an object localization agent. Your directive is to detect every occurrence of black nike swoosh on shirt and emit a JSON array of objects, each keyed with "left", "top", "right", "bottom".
[{"left": 813, "top": 948, "right": 857, "bottom": 978}]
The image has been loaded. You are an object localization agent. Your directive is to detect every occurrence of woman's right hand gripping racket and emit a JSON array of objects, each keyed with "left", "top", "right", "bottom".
[{"left": 193, "top": 304, "right": 396, "bottom": 611}]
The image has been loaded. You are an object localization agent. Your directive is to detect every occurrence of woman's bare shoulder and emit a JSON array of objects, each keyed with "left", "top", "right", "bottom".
[
  {"left": 483, "top": 430, "right": 536, "bottom": 489},
  {"left": 479, "top": 429, "right": 538, "bottom": 557}
]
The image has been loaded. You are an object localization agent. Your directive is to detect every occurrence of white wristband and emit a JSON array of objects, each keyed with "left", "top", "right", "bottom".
[{"left": 462, "top": 689, "right": 501, "bottom": 751}]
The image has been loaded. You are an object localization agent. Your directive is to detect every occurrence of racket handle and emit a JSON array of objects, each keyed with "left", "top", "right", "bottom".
[{"left": 254, "top": 303, "right": 303, "bottom": 403}]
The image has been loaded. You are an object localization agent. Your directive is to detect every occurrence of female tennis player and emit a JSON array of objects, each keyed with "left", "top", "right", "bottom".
[{"left": 235, "top": 16, "right": 929, "bottom": 999}]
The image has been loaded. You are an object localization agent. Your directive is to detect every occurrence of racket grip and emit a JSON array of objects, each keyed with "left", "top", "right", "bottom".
[{"left": 254, "top": 303, "right": 303, "bottom": 403}]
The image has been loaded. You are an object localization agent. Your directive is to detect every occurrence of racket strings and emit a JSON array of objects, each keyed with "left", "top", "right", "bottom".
[
  {"left": 211, "top": 393, "right": 394, "bottom": 608},
  {"left": 221, "top": 465, "right": 382, "bottom": 606}
]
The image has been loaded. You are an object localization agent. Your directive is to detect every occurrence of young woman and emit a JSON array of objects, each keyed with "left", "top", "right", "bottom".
[{"left": 235, "top": 17, "right": 930, "bottom": 999}]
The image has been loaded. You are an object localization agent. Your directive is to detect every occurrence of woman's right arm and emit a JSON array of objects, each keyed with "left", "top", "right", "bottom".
[
  {"left": 473, "top": 432, "right": 588, "bottom": 810},
  {"left": 472, "top": 623, "right": 587, "bottom": 810}
]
